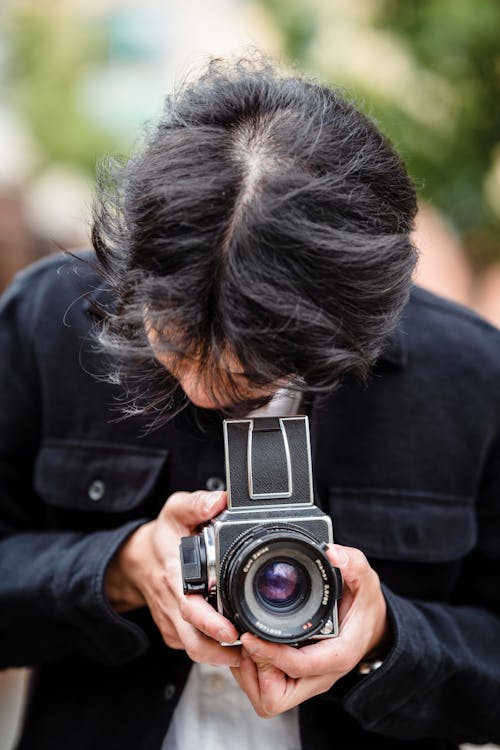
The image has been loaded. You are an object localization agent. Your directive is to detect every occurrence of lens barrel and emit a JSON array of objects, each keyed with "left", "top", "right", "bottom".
[{"left": 220, "top": 525, "right": 341, "bottom": 644}]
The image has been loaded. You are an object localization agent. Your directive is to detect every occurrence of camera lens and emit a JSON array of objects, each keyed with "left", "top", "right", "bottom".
[
  {"left": 220, "top": 525, "right": 341, "bottom": 644},
  {"left": 254, "top": 559, "right": 308, "bottom": 610}
]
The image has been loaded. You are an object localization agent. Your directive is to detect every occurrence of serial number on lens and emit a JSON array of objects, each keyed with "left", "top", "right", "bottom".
[{"left": 255, "top": 621, "right": 283, "bottom": 636}]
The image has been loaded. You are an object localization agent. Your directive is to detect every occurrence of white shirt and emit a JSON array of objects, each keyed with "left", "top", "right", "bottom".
[{"left": 163, "top": 388, "right": 303, "bottom": 750}]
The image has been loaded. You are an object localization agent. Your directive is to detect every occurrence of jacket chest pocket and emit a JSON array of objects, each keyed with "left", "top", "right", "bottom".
[
  {"left": 34, "top": 440, "right": 169, "bottom": 517},
  {"left": 328, "top": 487, "right": 477, "bottom": 564}
]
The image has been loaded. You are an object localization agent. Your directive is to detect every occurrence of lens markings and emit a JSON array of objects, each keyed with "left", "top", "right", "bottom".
[{"left": 242, "top": 545, "right": 269, "bottom": 574}]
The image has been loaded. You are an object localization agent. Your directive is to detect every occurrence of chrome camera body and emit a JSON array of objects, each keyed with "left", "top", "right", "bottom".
[{"left": 179, "top": 415, "right": 342, "bottom": 645}]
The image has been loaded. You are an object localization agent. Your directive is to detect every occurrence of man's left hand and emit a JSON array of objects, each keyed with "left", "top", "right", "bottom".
[{"left": 230, "top": 544, "right": 392, "bottom": 717}]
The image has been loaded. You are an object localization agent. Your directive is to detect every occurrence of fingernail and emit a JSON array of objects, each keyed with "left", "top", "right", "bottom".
[{"left": 331, "top": 544, "right": 349, "bottom": 567}]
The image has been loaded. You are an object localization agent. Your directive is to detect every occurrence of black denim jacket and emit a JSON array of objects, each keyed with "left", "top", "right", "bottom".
[{"left": 0, "top": 252, "right": 499, "bottom": 750}]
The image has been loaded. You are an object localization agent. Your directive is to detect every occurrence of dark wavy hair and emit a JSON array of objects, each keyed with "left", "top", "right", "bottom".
[{"left": 92, "top": 56, "right": 418, "bottom": 426}]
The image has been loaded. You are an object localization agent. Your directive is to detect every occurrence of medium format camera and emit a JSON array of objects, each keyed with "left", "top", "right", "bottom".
[{"left": 179, "top": 416, "right": 342, "bottom": 644}]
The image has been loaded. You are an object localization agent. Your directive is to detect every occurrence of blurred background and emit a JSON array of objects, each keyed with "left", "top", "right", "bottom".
[{"left": 0, "top": 1, "right": 499, "bottom": 748}]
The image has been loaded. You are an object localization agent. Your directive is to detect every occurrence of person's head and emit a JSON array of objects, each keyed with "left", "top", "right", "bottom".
[{"left": 92, "top": 56, "right": 418, "bottom": 424}]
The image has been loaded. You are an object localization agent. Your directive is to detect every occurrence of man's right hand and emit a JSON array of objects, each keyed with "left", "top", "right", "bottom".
[{"left": 104, "top": 489, "right": 240, "bottom": 667}]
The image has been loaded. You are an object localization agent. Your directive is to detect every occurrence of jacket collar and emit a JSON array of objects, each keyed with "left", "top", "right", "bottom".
[
  {"left": 82, "top": 282, "right": 117, "bottom": 317},
  {"left": 377, "top": 320, "right": 407, "bottom": 368}
]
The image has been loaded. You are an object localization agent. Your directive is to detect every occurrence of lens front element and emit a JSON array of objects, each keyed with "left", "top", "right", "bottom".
[{"left": 255, "top": 559, "right": 308, "bottom": 610}]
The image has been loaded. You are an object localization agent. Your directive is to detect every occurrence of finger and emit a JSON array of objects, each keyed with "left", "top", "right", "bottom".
[
  {"left": 235, "top": 649, "right": 336, "bottom": 718},
  {"left": 160, "top": 630, "right": 184, "bottom": 650},
  {"left": 256, "top": 668, "right": 335, "bottom": 716},
  {"left": 326, "top": 544, "right": 372, "bottom": 589},
  {"left": 145, "top": 555, "right": 239, "bottom": 646},
  {"left": 163, "top": 490, "right": 227, "bottom": 531},
  {"left": 254, "top": 659, "right": 288, "bottom": 712},
  {"left": 337, "top": 587, "right": 355, "bottom": 626},
  {"left": 245, "top": 646, "right": 335, "bottom": 717},
  {"left": 143, "top": 605, "right": 184, "bottom": 649},
  {"left": 326, "top": 544, "right": 382, "bottom": 633},
  {"left": 230, "top": 666, "right": 246, "bottom": 695},
  {"left": 165, "top": 554, "right": 238, "bottom": 644},
  {"left": 173, "top": 614, "right": 241, "bottom": 668},
  {"left": 241, "top": 633, "right": 357, "bottom": 679},
  {"left": 179, "top": 593, "right": 239, "bottom": 644},
  {"left": 143, "top": 587, "right": 240, "bottom": 665},
  {"left": 327, "top": 545, "right": 389, "bottom": 658},
  {"left": 145, "top": 601, "right": 185, "bottom": 650},
  {"left": 231, "top": 648, "right": 268, "bottom": 716}
]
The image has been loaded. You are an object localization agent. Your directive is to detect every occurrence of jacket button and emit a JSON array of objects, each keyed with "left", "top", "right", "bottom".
[
  {"left": 88, "top": 479, "right": 106, "bottom": 502},
  {"left": 163, "top": 683, "right": 176, "bottom": 701},
  {"left": 205, "top": 476, "right": 225, "bottom": 492}
]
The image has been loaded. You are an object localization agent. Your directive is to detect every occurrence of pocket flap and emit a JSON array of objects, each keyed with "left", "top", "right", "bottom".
[
  {"left": 34, "top": 440, "right": 169, "bottom": 512},
  {"left": 328, "top": 487, "right": 476, "bottom": 563}
]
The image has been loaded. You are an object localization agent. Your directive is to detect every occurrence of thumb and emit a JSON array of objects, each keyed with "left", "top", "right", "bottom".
[
  {"left": 164, "top": 489, "right": 227, "bottom": 530},
  {"left": 326, "top": 543, "right": 371, "bottom": 589}
]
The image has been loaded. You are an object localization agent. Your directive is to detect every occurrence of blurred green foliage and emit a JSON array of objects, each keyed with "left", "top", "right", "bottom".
[
  {"left": 7, "top": 6, "right": 119, "bottom": 175},
  {"left": 5, "top": 1, "right": 500, "bottom": 265},
  {"left": 260, "top": 0, "right": 317, "bottom": 61},
  {"left": 259, "top": 0, "right": 500, "bottom": 266}
]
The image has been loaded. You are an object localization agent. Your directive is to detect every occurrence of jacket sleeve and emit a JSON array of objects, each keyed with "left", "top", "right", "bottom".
[
  {"left": 339, "top": 427, "right": 500, "bottom": 744},
  {"left": 0, "top": 267, "right": 149, "bottom": 668}
]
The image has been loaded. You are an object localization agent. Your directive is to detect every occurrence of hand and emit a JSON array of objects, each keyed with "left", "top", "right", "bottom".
[
  {"left": 104, "top": 489, "right": 240, "bottom": 667},
  {"left": 230, "top": 544, "right": 392, "bottom": 717}
]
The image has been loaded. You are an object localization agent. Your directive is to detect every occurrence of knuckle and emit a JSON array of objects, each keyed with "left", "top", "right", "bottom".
[
  {"left": 261, "top": 698, "right": 280, "bottom": 717},
  {"left": 370, "top": 567, "right": 382, "bottom": 590},
  {"left": 164, "top": 492, "right": 183, "bottom": 512},
  {"left": 336, "top": 651, "right": 357, "bottom": 674},
  {"left": 353, "top": 548, "right": 368, "bottom": 566},
  {"left": 286, "top": 662, "right": 304, "bottom": 679},
  {"left": 147, "top": 569, "right": 167, "bottom": 594},
  {"left": 164, "top": 491, "right": 194, "bottom": 517},
  {"left": 178, "top": 597, "right": 190, "bottom": 620},
  {"left": 187, "top": 490, "right": 207, "bottom": 512},
  {"left": 169, "top": 641, "right": 184, "bottom": 650},
  {"left": 154, "top": 614, "right": 180, "bottom": 649},
  {"left": 349, "top": 547, "right": 369, "bottom": 574},
  {"left": 162, "top": 629, "right": 182, "bottom": 649},
  {"left": 364, "top": 568, "right": 381, "bottom": 594},
  {"left": 190, "top": 489, "right": 206, "bottom": 502},
  {"left": 185, "top": 643, "right": 202, "bottom": 663},
  {"left": 254, "top": 706, "right": 269, "bottom": 718},
  {"left": 155, "top": 570, "right": 171, "bottom": 591},
  {"left": 316, "top": 676, "right": 335, "bottom": 696}
]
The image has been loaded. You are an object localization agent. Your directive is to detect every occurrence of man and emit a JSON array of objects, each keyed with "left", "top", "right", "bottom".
[{"left": 1, "top": 58, "right": 499, "bottom": 749}]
